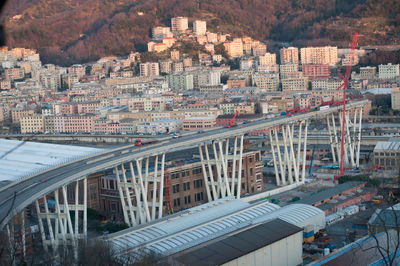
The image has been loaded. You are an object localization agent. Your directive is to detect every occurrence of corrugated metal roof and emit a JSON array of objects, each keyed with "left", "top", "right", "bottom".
[
  {"left": 108, "top": 198, "right": 325, "bottom": 257},
  {"left": 0, "top": 139, "right": 101, "bottom": 183},
  {"left": 172, "top": 219, "right": 302, "bottom": 266},
  {"left": 374, "top": 141, "right": 400, "bottom": 151},
  {"left": 296, "top": 182, "right": 365, "bottom": 206}
]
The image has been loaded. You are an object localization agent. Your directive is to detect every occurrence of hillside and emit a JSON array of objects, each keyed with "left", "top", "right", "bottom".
[{"left": 1, "top": 0, "right": 399, "bottom": 65}]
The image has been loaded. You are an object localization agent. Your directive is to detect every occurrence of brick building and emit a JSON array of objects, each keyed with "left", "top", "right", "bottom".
[{"left": 95, "top": 150, "right": 264, "bottom": 220}]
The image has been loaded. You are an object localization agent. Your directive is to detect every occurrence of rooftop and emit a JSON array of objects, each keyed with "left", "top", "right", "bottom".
[
  {"left": 374, "top": 141, "right": 400, "bottom": 151},
  {"left": 172, "top": 218, "right": 302, "bottom": 266},
  {"left": 107, "top": 197, "right": 324, "bottom": 257},
  {"left": 0, "top": 139, "right": 102, "bottom": 184},
  {"left": 296, "top": 182, "right": 365, "bottom": 206}
]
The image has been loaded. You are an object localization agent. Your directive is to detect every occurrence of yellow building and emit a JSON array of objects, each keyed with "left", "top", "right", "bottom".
[
  {"left": 224, "top": 39, "right": 244, "bottom": 58},
  {"left": 20, "top": 114, "right": 45, "bottom": 133}
]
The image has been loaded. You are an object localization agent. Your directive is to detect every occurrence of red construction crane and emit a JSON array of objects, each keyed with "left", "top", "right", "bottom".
[
  {"left": 225, "top": 111, "right": 239, "bottom": 128},
  {"left": 337, "top": 32, "right": 358, "bottom": 177}
]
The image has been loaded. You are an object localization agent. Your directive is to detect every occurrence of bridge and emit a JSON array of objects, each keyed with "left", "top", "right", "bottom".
[{"left": 0, "top": 100, "right": 368, "bottom": 251}]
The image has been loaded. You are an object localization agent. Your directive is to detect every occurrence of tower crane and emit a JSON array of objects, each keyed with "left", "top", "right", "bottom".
[{"left": 337, "top": 33, "right": 358, "bottom": 177}]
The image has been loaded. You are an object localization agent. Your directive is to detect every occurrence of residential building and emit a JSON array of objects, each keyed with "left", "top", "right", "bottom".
[
  {"left": 207, "top": 32, "right": 218, "bottom": 43},
  {"left": 68, "top": 64, "right": 85, "bottom": 79},
  {"left": 280, "top": 47, "right": 299, "bottom": 65},
  {"left": 379, "top": 63, "right": 400, "bottom": 79},
  {"left": 172, "top": 62, "right": 184, "bottom": 73},
  {"left": 252, "top": 44, "right": 267, "bottom": 56},
  {"left": 182, "top": 116, "right": 216, "bottom": 130},
  {"left": 392, "top": 88, "right": 400, "bottom": 110},
  {"left": 152, "top": 26, "right": 172, "bottom": 40},
  {"left": 136, "top": 119, "right": 182, "bottom": 134},
  {"left": 281, "top": 76, "right": 309, "bottom": 91},
  {"left": 302, "top": 64, "right": 330, "bottom": 81},
  {"left": 224, "top": 39, "right": 244, "bottom": 58},
  {"left": 11, "top": 107, "right": 36, "bottom": 124},
  {"left": 279, "top": 64, "right": 299, "bottom": 79},
  {"left": 360, "top": 66, "right": 377, "bottom": 79},
  {"left": 300, "top": 46, "right": 338, "bottom": 66},
  {"left": 162, "top": 37, "right": 176, "bottom": 48},
  {"left": 193, "top": 20, "right": 207, "bottom": 35},
  {"left": 153, "top": 43, "right": 168, "bottom": 53},
  {"left": 192, "top": 71, "right": 221, "bottom": 90},
  {"left": 160, "top": 60, "right": 173, "bottom": 74},
  {"left": 168, "top": 73, "right": 194, "bottom": 90},
  {"left": 119, "top": 118, "right": 138, "bottom": 134},
  {"left": 240, "top": 58, "right": 253, "bottom": 70},
  {"left": 20, "top": 114, "right": 45, "bottom": 133},
  {"left": 4, "top": 67, "right": 24, "bottom": 81},
  {"left": 171, "top": 17, "right": 188, "bottom": 32},
  {"left": 170, "top": 50, "right": 180, "bottom": 61},
  {"left": 258, "top": 53, "right": 276, "bottom": 66},
  {"left": 252, "top": 72, "right": 280, "bottom": 92},
  {"left": 227, "top": 78, "right": 246, "bottom": 89},
  {"left": 140, "top": 62, "right": 159, "bottom": 77}
]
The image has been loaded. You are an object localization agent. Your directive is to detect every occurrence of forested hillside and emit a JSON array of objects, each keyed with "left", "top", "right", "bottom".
[{"left": 1, "top": 0, "right": 399, "bottom": 65}]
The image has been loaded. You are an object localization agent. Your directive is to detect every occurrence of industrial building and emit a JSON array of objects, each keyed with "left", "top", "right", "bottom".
[
  {"left": 106, "top": 197, "right": 325, "bottom": 262},
  {"left": 171, "top": 218, "right": 303, "bottom": 266},
  {"left": 373, "top": 139, "right": 400, "bottom": 169}
]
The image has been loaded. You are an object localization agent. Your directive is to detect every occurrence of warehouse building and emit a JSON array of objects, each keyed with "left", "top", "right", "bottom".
[
  {"left": 106, "top": 197, "right": 325, "bottom": 262},
  {"left": 172, "top": 218, "right": 303, "bottom": 266}
]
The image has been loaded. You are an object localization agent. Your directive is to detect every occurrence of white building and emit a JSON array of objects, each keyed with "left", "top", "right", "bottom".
[
  {"left": 168, "top": 73, "right": 194, "bottom": 90},
  {"left": 300, "top": 46, "right": 338, "bottom": 66},
  {"left": 152, "top": 26, "right": 172, "bottom": 41},
  {"left": 136, "top": 119, "right": 182, "bottom": 134},
  {"left": 193, "top": 20, "right": 207, "bottom": 35},
  {"left": 140, "top": 62, "right": 159, "bottom": 77},
  {"left": 379, "top": 63, "right": 400, "bottom": 79},
  {"left": 171, "top": 17, "right": 188, "bottom": 32}
]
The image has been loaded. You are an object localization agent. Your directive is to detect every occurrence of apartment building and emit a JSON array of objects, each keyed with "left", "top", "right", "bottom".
[
  {"left": 168, "top": 73, "right": 194, "bottom": 90},
  {"left": 4, "top": 67, "right": 24, "bottom": 81},
  {"left": 140, "top": 62, "right": 159, "bottom": 77},
  {"left": 281, "top": 76, "right": 309, "bottom": 91},
  {"left": 392, "top": 88, "right": 400, "bottom": 110},
  {"left": 300, "top": 46, "right": 338, "bottom": 66},
  {"left": 302, "top": 64, "right": 330, "bottom": 81},
  {"left": 11, "top": 107, "right": 36, "bottom": 124},
  {"left": 252, "top": 72, "right": 280, "bottom": 92},
  {"left": 224, "top": 39, "right": 244, "bottom": 58},
  {"left": 136, "top": 119, "right": 182, "bottom": 134},
  {"left": 20, "top": 114, "right": 45, "bottom": 133},
  {"left": 193, "top": 20, "right": 207, "bottom": 35},
  {"left": 171, "top": 17, "right": 188, "bottom": 32},
  {"left": 252, "top": 44, "right": 267, "bottom": 56},
  {"left": 152, "top": 26, "right": 172, "bottom": 40},
  {"left": 182, "top": 116, "right": 216, "bottom": 130},
  {"left": 258, "top": 53, "right": 276, "bottom": 66},
  {"left": 378, "top": 63, "right": 400, "bottom": 79},
  {"left": 279, "top": 64, "right": 299, "bottom": 79},
  {"left": 280, "top": 47, "right": 299, "bottom": 65},
  {"left": 68, "top": 64, "right": 85, "bottom": 79}
]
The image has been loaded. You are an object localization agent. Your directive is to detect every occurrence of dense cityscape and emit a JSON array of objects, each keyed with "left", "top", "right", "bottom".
[{"left": 0, "top": 11, "right": 400, "bottom": 266}]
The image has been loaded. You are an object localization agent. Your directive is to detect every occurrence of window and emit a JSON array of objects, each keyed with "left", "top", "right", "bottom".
[
  {"left": 173, "top": 184, "right": 180, "bottom": 193},
  {"left": 89, "top": 184, "right": 98, "bottom": 201},
  {"left": 182, "top": 171, "right": 186, "bottom": 177},
  {"left": 255, "top": 153, "right": 260, "bottom": 161},
  {"left": 183, "top": 182, "right": 190, "bottom": 191},
  {"left": 194, "top": 179, "right": 203, "bottom": 188},
  {"left": 249, "top": 157, "right": 253, "bottom": 163},
  {"left": 242, "top": 183, "right": 245, "bottom": 189},
  {"left": 184, "top": 195, "right": 191, "bottom": 205},
  {"left": 250, "top": 168, "right": 253, "bottom": 176},
  {"left": 173, "top": 198, "right": 181, "bottom": 207},
  {"left": 195, "top": 192, "right": 204, "bottom": 202}
]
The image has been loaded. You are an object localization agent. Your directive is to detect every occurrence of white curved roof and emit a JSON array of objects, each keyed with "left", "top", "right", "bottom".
[
  {"left": 108, "top": 198, "right": 325, "bottom": 257},
  {"left": 253, "top": 203, "right": 326, "bottom": 231},
  {"left": 0, "top": 139, "right": 102, "bottom": 183}
]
